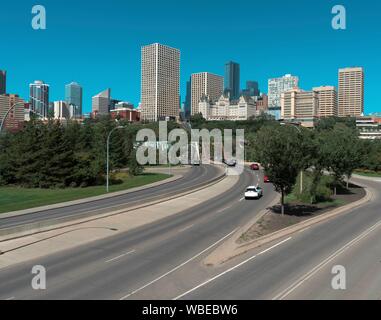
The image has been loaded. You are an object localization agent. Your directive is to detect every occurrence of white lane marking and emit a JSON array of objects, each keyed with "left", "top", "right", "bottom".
[
  {"left": 298, "top": 227, "right": 311, "bottom": 234},
  {"left": 239, "top": 197, "right": 245, "bottom": 202},
  {"left": 105, "top": 250, "right": 136, "bottom": 263},
  {"left": 178, "top": 225, "right": 194, "bottom": 233},
  {"left": 173, "top": 237, "right": 292, "bottom": 300},
  {"left": 217, "top": 206, "right": 233, "bottom": 213},
  {"left": 273, "top": 219, "right": 381, "bottom": 300},
  {"left": 5, "top": 297, "right": 15, "bottom": 300},
  {"left": 119, "top": 228, "right": 239, "bottom": 300}
]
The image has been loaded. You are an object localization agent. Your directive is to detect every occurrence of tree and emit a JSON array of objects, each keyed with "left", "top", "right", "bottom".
[
  {"left": 319, "top": 124, "right": 363, "bottom": 193},
  {"left": 254, "top": 125, "right": 308, "bottom": 215}
]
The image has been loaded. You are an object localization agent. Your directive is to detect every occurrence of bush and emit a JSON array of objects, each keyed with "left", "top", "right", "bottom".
[{"left": 293, "top": 172, "right": 333, "bottom": 204}]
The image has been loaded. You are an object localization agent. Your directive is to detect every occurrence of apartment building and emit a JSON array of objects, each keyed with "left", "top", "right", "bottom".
[
  {"left": 140, "top": 43, "right": 180, "bottom": 121},
  {"left": 313, "top": 86, "right": 338, "bottom": 117},
  {"left": 338, "top": 67, "right": 364, "bottom": 117}
]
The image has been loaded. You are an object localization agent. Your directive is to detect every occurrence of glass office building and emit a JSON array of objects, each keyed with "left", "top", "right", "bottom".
[
  {"left": 0, "top": 70, "right": 6, "bottom": 95},
  {"left": 224, "top": 61, "right": 240, "bottom": 100},
  {"left": 242, "top": 81, "right": 260, "bottom": 97},
  {"left": 29, "top": 80, "right": 49, "bottom": 118},
  {"left": 65, "top": 82, "right": 83, "bottom": 118}
]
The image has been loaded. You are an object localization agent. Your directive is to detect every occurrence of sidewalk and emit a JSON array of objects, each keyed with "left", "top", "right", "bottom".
[{"left": 0, "top": 173, "right": 238, "bottom": 269}]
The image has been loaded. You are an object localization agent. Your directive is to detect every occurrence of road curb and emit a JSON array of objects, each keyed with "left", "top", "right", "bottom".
[
  {"left": 205, "top": 181, "right": 373, "bottom": 266},
  {"left": 0, "top": 174, "right": 185, "bottom": 220},
  {"left": 0, "top": 166, "right": 227, "bottom": 241}
]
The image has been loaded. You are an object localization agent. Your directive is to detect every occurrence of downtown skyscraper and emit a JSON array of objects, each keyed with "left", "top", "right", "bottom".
[
  {"left": 65, "top": 82, "right": 83, "bottom": 118},
  {"left": 0, "top": 70, "right": 6, "bottom": 95},
  {"left": 224, "top": 61, "right": 240, "bottom": 100},
  {"left": 140, "top": 43, "right": 180, "bottom": 122},
  {"left": 338, "top": 67, "right": 364, "bottom": 117},
  {"left": 191, "top": 72, "right": 223, "bottom": 116},
  {"left": 29, "top": 80, "right": 49, "bottom": 118}
]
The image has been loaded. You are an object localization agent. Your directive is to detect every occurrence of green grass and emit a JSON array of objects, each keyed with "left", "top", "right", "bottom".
[
  {"left": 0, "top": 173, "right": 170, "bottom": 214},
  {"left": 354, "top": 170, "right": 381, "bottom": 178}
]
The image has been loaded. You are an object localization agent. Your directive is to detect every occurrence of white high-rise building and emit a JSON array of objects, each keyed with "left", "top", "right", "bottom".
[
  {"left": 268, "top": 74, "right": 299, "bottom": 108},
  {"left": 191, "top": 72, "right": 223, "bottom": 116},
  {"left": 338, "top": 67, "right": 364, "bottom": 117},
  {"left": 92, "top": 89, "right": 111, "bottom": 116},
  {"left": 53, "top": 101, "right": 70, "bottom": 120},
  {"left": 141, "top": 43, "right": 180, "bottom": 122}
]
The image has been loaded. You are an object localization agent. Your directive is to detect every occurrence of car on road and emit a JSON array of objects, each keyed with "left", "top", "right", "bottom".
[
  {"left": 264, "top": 175, "right": 270, "bottom": 183},
  {"left": 250, "top": 163, "right": 260, "bottom": 171},
  {"left": 245, "top": 186, "right": 263, "bottom": 199},
  {"left": 224, "top": 159, "right": 237, "bottom": 167},
  {"left": 191, "top": 159, "right": 201, "bottom": 166}
]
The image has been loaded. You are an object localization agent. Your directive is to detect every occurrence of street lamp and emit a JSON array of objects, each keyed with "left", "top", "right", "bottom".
[
  {"left": 106, "top": 126, "right": 126, "bottom": 192},
  {"left": 0, "top": 102, "right": 25, "bottom": 133},
  {"left": 280, "top": 122, "right": 304, "bottom": 194}
]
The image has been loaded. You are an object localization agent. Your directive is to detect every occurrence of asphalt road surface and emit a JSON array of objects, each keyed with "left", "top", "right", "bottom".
[
  {"left": 176, "top": 177, "right": 381, "bottom": 300},
  {"left": 0, "top": 166, "right": 277, "bottom": 299},
  {"left": 0, "top": 164, "right": 221, "bottom": 230}
]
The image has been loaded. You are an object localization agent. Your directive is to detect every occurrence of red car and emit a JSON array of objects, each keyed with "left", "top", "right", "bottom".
[
  {"left": 264, "top": 175, "right": 270, "bottom": 183},
  {"left": 250, "top": 163, "right": 260, "bottom": 171}
]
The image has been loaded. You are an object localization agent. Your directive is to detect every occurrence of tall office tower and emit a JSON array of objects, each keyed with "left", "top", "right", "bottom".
[
  {"left": 224, "top": 61, "right": 240, "bottom": 100},
  {"left": 0, "top": 94, "right": 25, "bottom": 131},
  {"left": 338, "top": 67, "right": 364, "bottom": 117},
  {"left": 65, "top": 82, "right": 83, "bottom": 118},
  {"left": 140, "top": 43, "right": 180, "bottom": 122},
  {"left": 92, "top": 89, "right": 111, "bottom": 116},
  {"left": 184, "top": 77, "right": 192, "bottom": 120},
  {"left": 268, "top": 74, "right": 299, "bottom": 108},
  {"left": 191, "top": 72, "right": 224, "bottom": 116},
  {"left": 313, "top": 86, "right": 338, "bottom": 117},
  {"left": 242, "top": 81, "right": 260, "bottom": 97},
  {"left": 281, "top": 88, "right": 319, "bottom": 127},
  {"left": 0, "top": 70, "right": 6, "bottom": 95},
  {"left": 29, "top": 80, "right": 49, "bottom": 118}
]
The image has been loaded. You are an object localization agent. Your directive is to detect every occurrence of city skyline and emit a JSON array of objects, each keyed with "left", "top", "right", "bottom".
[{"left": 1, "top": 0, "right": 380, "bottom": 115}]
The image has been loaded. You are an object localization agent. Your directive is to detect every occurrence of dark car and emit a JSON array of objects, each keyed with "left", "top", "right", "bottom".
[
  {"left": 250, "top": 163, "right": 260, "bottom": 170},
  {"left": 264, "top": 175, "right": 270, "bottom": 183},
  {"left": 224, "top": 159, "right": 237, "bottom": 167}
]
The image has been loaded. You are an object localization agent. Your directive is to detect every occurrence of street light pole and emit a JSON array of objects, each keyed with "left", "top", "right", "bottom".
[
  {"left": 106, "top": 126, "right": 126, "bottom": 192},
  {"left": 0, "top": 102, "right": 25, "bottom": 133}
]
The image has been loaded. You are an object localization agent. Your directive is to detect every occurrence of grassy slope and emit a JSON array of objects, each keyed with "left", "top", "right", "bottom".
[
  {"left": 0, "top": 173, "right": 170, "bottom": 214},
  {"left": 354, "top": 170, "right": 381, "bottom": 178}
]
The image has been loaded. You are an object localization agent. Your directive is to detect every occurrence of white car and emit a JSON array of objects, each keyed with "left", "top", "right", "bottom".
[{"left": 245, "top": 186, "right": 263, "bottom": 199}]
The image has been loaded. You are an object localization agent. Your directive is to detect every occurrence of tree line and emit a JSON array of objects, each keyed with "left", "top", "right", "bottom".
[
  {"left": 191, "top": 114, "right": 381, "bottom": 214},
  {"left": 0, "top": 116, "right": 155, "bottom": 188}
]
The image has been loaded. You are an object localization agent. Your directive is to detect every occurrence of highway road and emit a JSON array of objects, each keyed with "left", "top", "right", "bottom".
[
  {"left": 176, "top": 177, "right": 381, "bottom": 300},
  {"left": 0, "top": 166, "right": 278, "bottom": 299},
  {"left": 0, "top": 164, "right": 221, "bottom": 230}
]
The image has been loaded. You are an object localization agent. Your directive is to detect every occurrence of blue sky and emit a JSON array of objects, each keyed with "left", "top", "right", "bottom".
[{"left": 1, "top": 0, "right": 380, "bottom": 114}]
